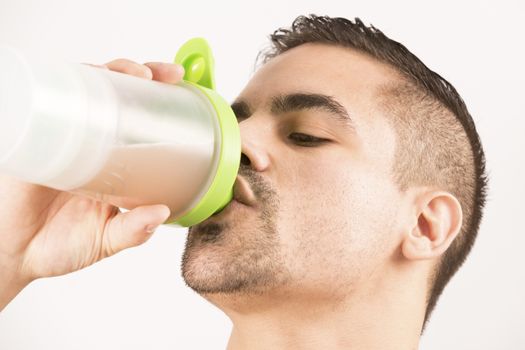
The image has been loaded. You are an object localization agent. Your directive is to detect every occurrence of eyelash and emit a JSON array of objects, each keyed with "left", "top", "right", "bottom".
[{"left": 288, "top": 133, "right": 329, "bottom": 147}]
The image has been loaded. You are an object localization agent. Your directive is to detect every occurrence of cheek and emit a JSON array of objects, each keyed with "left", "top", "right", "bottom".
[
  {"left": 275, "top": 157, "right": 400, "bottom": 282},
  {"left": 278, "top": 155, "right": 342, "bottom": 218},
  {"left": 279, "top": 153, "right": 366, "bottom": 224},
  {"left": 275, "top": 159, "right": 354, "bottom": 269}
]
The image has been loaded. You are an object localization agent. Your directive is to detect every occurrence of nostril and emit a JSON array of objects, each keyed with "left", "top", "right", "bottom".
[{"left": 240, "top": 153, "right": 250, "bottom": 166}]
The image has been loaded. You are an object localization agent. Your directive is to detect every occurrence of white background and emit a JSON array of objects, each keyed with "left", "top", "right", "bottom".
[{"left": 0, "top": 0, "right": 524, "bottom": 349}]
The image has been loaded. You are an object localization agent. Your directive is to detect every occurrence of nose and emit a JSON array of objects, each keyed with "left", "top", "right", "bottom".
[{"left": 238, "top": 119, "right": 271, "bottom": 172}]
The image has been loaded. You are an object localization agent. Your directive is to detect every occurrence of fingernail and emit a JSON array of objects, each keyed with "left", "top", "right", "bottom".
[
  {"left": 143, "top": 67, "right": 153, "bottom": 79},
  {"left": 175, "top": 64, "right": 185, "bottom": 77},
  {"left": 145, "top": 224, "right": 159, "bottom": 234}
]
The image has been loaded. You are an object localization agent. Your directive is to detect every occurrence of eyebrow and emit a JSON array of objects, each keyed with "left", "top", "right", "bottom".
[{"left": 231, "top": 93, "right": 354, "bottom": 131}]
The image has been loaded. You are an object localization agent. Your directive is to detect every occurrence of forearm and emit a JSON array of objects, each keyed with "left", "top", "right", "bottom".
[{"left": 0, "top": 257, "right": 30, "bottom": 311}]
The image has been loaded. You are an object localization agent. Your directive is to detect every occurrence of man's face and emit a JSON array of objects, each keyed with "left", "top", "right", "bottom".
[{"left": 182, "top": 43, "right": 407, "bottom": 301}]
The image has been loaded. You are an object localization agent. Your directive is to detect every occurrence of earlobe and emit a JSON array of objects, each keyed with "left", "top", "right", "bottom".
[{"left": 401, "top": 191, "right": 463, "bottom": 261}]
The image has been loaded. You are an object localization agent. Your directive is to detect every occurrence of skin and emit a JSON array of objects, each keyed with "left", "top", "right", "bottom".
[
  {"left": 183, "top": 44, "right": 463, "bottom": 350},
  {"left": 0, "top": 44, "right": 463, "bottom": 349}
]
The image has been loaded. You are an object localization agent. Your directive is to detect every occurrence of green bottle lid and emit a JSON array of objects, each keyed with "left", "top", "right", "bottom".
[{"left": 167, "top": 38, "right": 241, "bottom": 227}]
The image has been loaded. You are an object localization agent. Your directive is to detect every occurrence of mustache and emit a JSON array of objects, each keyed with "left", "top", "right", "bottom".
[
  {"left": 237, "top": 163, "right": 275, "bottom": 204},
  {"left": 187, "top": 165, "right": 278, "bottom": 231}
]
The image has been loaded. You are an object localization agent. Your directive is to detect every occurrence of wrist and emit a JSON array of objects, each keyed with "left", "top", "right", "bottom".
[{"left": 0, "top": 254, "right": 32, "bottom": 311}]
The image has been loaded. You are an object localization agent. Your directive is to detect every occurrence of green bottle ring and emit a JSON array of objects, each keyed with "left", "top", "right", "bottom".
[{"left": 166, "top": 38, "right": 241, "bottom": 227}]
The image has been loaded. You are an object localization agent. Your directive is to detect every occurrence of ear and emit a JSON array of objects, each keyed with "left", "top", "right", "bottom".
[{"left": 402, "top": 191, "right": 463, "bottom": 261}]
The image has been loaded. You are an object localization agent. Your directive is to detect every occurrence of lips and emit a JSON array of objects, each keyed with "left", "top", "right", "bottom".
[
  {"left": 208, "top": 175, "right": 257, "bottom": 218},
  {"left": 232, "top": 175, "right": 257, "bottom": 207}
]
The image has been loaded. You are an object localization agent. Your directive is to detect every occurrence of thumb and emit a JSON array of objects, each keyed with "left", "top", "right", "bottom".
[{"left": 102, "top": 204, "right": 171, "bottom": 258}]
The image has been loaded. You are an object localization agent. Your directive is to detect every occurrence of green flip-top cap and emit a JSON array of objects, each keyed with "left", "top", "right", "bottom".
[{"left": 167, "top": 38, "right": 241, "bottom": 227}]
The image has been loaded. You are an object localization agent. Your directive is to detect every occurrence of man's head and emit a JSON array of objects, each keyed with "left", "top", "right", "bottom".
[{"left": 182, "top": 15, "right": 488, "bottom": 331}]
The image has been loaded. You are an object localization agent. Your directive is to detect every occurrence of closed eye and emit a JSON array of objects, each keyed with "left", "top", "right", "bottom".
[{"left": 288, "top": 133, "right": 330, "bottom": 147}]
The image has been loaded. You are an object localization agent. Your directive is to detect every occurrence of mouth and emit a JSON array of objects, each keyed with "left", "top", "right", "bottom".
[
  {"left": 232, "top": 175, "right": 257, "bottom": 207},
  {"left": 210, "top": 175, "right": 257, "bottom": 218}
]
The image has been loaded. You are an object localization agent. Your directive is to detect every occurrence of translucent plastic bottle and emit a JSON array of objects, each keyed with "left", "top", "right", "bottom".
[{"left": 0, "top": 38, "right": 241, "bottom": 227}]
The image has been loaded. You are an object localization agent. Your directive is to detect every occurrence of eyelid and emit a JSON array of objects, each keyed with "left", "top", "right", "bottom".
[
  {"left": 283, "top": 111, "right": 340, "bottom": 136},
  {"left": 290, "top": 132, "right": 329, "bottom": 140},
  {"left": 288, "top": 132, "right": 331, "bottom": 147}
]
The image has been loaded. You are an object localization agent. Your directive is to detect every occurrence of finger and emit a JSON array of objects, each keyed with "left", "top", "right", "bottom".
[
  {"left": 103, "top": 58, "right": 153, "bottom": 79},
  {"left": 143, "top": 62, "right": 185, "bottom": 84},
  {"left": 101, "top": 204, "right": 171, "bottom": 258}
]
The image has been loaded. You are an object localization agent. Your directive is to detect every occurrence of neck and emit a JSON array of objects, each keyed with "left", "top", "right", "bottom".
[{"left": 208, "top": 267, "right": 427, "bottom": 350}]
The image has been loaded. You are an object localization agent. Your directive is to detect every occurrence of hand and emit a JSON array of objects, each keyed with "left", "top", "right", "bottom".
[{"left": 0, "top": 59, "right": 185, "bottom": 310}]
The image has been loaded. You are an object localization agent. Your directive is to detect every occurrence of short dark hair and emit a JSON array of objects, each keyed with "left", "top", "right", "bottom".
[{"left": 258, "top": 15, "right": 488, "bottom": 331}]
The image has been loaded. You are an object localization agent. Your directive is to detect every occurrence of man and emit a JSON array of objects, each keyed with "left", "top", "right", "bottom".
[{"left": 0, "top": 15, "right": 487, "bottom": 349}]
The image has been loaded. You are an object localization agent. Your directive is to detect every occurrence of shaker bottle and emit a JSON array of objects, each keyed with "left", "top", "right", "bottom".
[{"left": 0, "top": 38, "right": 241, "bottom": 227}]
